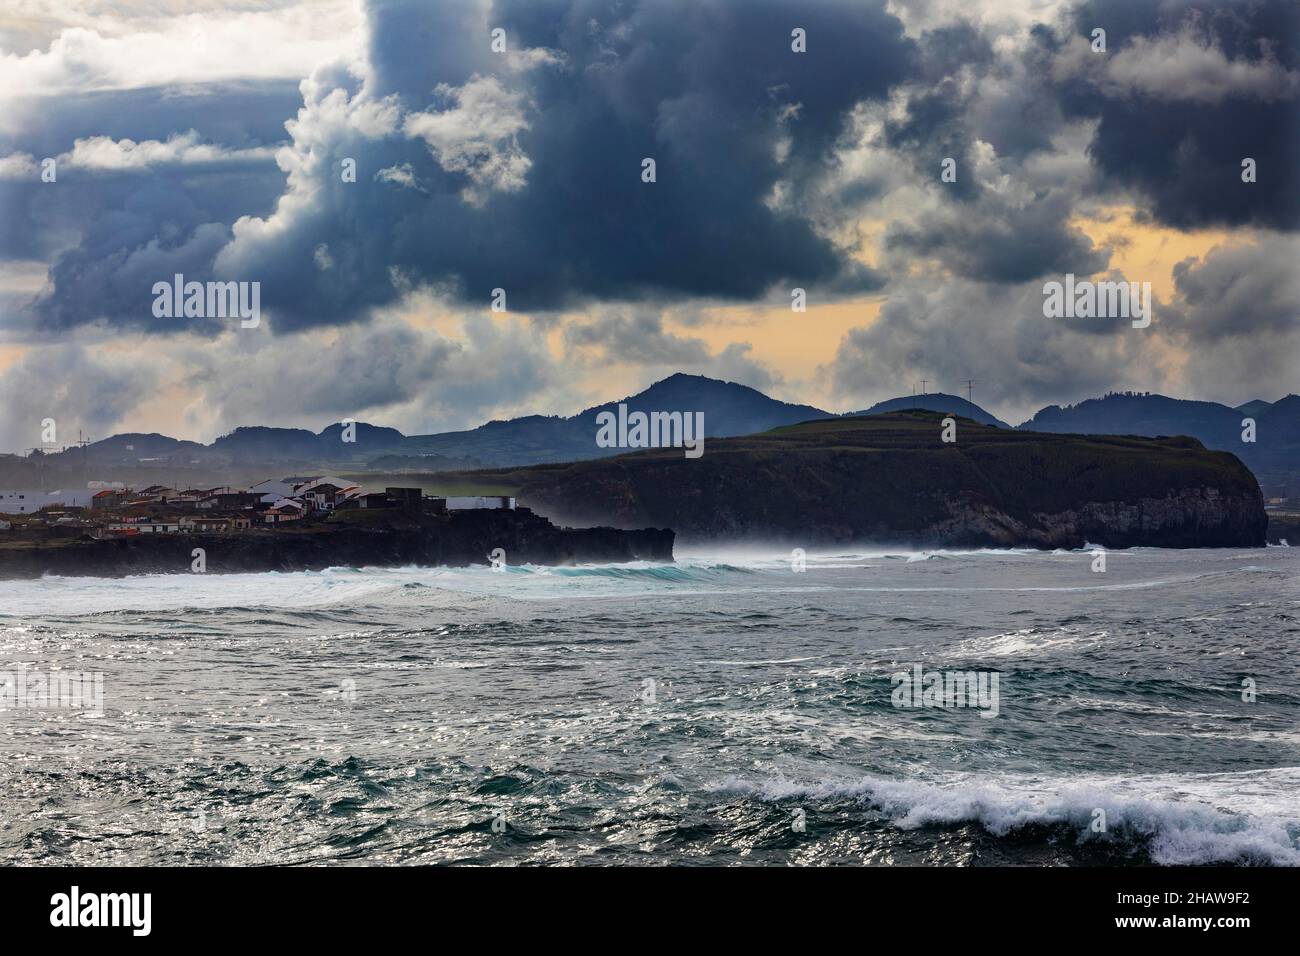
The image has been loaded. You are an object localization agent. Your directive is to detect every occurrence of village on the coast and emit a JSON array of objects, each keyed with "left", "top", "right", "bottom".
[{"left": 0, "top": 477, "right": 515, "bottom": 535}]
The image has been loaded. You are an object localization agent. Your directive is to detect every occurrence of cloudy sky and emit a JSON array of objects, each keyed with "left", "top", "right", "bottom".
[{"left": 0, "top": 0, "right": 1296, "bottom": 451}]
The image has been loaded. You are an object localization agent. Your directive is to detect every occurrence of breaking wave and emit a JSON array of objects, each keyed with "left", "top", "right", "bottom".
[{"left": 709, "top": 768, "right": 1300, "bottom": 866}]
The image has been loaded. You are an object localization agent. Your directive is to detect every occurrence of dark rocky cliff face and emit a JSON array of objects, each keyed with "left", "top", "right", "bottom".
[
  {"left": 933, "top": 487, "right": 1267, "bottom": 548},
  {"left": 0, "top": 509, "right": 674, "bottom": 579},
  {"left": 508, "top": 413, "right": 1267, "bottom": 549}
]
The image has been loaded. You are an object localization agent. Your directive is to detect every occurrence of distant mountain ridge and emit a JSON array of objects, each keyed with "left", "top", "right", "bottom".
[
  {"left": 1023, "top": 392, "right": 1242, "bottom": 440},
  {"left": 12, "top": 373, "right": 838, "bottom": 476},
  {"left": 398, "top": 373, "right": 833, "bottom": 466},
  {"left": 1021, "top": 392, "right": 1298, "bottom": 497}
]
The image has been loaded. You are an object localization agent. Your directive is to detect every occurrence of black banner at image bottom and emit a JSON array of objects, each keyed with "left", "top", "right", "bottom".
[{"left": 0, "top": 865, "right": 1283, "bottom": 941}]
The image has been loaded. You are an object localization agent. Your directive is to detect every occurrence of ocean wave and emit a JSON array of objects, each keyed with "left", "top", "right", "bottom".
[
  {"left": 708, "top": 768, "right": 1300, "bottom": 866},
  {"left": 2, "top": 549, "right": 1290, "bottom": 616},
  {"left": 0, "top": 558, "right": 779, "bottom": 616},
  {"left": 0, "top": 566, "right": 431, "bottom": 616},
  {"left": 538, "top": 562, "right": 752, "bottom": 581}
]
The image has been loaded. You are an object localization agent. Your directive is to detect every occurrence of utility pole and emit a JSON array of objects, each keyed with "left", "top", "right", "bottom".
[{"left": 77, "top": 430, "right": 90, "bottom": 491}]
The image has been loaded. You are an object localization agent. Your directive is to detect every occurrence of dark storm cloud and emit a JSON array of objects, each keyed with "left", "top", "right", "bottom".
[
  {"left": 885, "top": 78, "right": 981, "bottom": 202},
  {"left": 826, "top": 277, "right": 1167, "bottom": 423},
  {"left": 1085, "top": 95, "right": 1298, "bottom": 231},
  {"left": 870, "top": 0, "right": 1300, "bottom": 291},
  {"left": 963, "top": 29, "right": 1065, "bottom": 161},
  {"left": 881, "top": 22, "right": 996, "bottom": 200},
  {"left": 1057, "top": 0, "right": 1300, "bottom": 231},
  {"left": 1164, "top": 237, "right": 1300, "bottom": 402},
  {"left": 859, "top": 16, "right": 1105, "bottom": 281},
  {"left": 201, "top": 0, "right": 913, "bottom": 332},
  {"left": 364, "top": 0, "right": 489, "bottom": 99},
  {"left": 3, "top": 155, "right": 285, "bottom": 279},
  {"left": 11, "top": 0, "right": 1297, "bottom": 347},
  {"left": 1, "top": 87, "right": 291, "bottom": 260},
  {"left": 2, "top": 81, "right": 303, "bottom": 160},
  {"left": 1165, "top": 239, "right": 1300, "bottom": 344},
  {"left": 32, "top": 220, "right": 234, "bottom": 337},
  {"left": 3, "top": 82, "right": 293, "bottom": 333},
  {"left": 884, "top": 189, "right": 1109, "bottom": 283}
]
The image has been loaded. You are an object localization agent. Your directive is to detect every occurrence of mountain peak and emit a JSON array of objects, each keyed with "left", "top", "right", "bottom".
[{"left": 575, "top": 373, "right": 830, "bottom": 428}]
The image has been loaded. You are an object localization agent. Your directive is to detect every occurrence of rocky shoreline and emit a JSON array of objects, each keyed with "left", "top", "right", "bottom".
[{"left": 0, "top": 508, "right": 675, "bottom": 579}]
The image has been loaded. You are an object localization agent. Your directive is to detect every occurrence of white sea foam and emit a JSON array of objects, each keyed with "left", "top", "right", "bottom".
[
  {"left": 0, "top": 566, "right": 433, "bottom": 616},
  {"left": 708, "top": 767, "right": 1300, "bottom": 865},
  {"left": 943, "top": 626, "right": 1107, "bottom": 658},
  {"left": 1, "top": 547, "right": 1290, "bottom": 616}
]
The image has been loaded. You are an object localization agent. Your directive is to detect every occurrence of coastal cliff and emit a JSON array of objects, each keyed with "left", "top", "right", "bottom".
[
  {"left": 484, "top": 412, "right": 1267, "bottom": 548},
  {"left": 0, "top": 508, "right": 674, "bottom": 579}
]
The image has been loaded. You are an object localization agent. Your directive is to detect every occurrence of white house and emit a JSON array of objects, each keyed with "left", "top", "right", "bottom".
[
  {"left": 249, "top": 477, "right": 306, "bottom": 500},
  {"left": 105, "top": 521, "right": 181, "bottom": 534},
  {"left": 264, "top": 498, "right": 306, "bottom": 523},
  {"left": 294, "top": 477, "right": 360, "bottom": 510},
  {"left": 141, "top": 522, "right": 181, "bottom": 533},
  {"left": 249, "top": 475, "right": 357, "bottom": 510}
]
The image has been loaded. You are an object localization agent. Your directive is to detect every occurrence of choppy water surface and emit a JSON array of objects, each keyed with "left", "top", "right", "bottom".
[{"left": 0, "top": 546, "right": 1296, "bottom": 865}]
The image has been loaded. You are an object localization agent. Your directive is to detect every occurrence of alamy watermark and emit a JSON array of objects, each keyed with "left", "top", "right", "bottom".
[
  {"left": 152, "top": 273, "right": 260, "bottom": 327},
  {"left": 891, "top": 665, "right": 1000, "bottom": 718},
  {"left": 50, "top": 886, "right": 150, "bottom": 936},
  {"left": 1, "top": 666, "right": 104, "bottom": 716},
  {"left": 1043, "top": 274, "right": 1150, "bottom": 329},
  {"left": 595, "top": 404, "right": 705, "bottom": 459}
]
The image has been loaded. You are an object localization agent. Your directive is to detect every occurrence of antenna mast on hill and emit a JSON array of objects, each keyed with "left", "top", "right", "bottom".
[
  {"left": 920, "top": 379, "right": 927, "bottom": 396},
  {"left": 965, "top": 380, "right": 975, "bottom": 404}
]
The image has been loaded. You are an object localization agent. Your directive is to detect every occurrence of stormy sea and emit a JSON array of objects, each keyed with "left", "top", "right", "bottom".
[{"left": 1, "top": 545, "right": 1296, "bottom": 866}]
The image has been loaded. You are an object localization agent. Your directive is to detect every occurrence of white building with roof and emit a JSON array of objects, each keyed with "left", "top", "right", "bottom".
[
  {"left": 0, "top": 489, "right": 96, "bottom": 513},
  {"left": 248, "top": 477, "right": 308, "bottom": 499}
]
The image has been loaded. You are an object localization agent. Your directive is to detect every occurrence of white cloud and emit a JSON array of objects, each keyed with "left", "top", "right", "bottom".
[
  {"left": 0, "top": 132, "right": 273, "bottom": 179},
  {"left": 0, "top": 151, "right": 37, "bottom": 178},
  {"left": 1108, "top": 31, "right": 1299, "bottom": 103},
  {"left": 63, "top": 130, "right": 275, "bottom": 170},
  {"left": 886, "top": 0, "right": 1074, "bottom": 37},
  {"left": 215, "top": 77, "right": 403, "bottom": 278},
  {"left": 402, "top": 75, "right": 532, "bottom": 203},
  {"left": 374, "top": 162, "right": 421, "bottom": 190},
  {"left": 1053, "top": 29, "right": 1300, "bottom": 105},
  {"left": 0, "top": 3, "right": 362, "bottom": 95}
]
